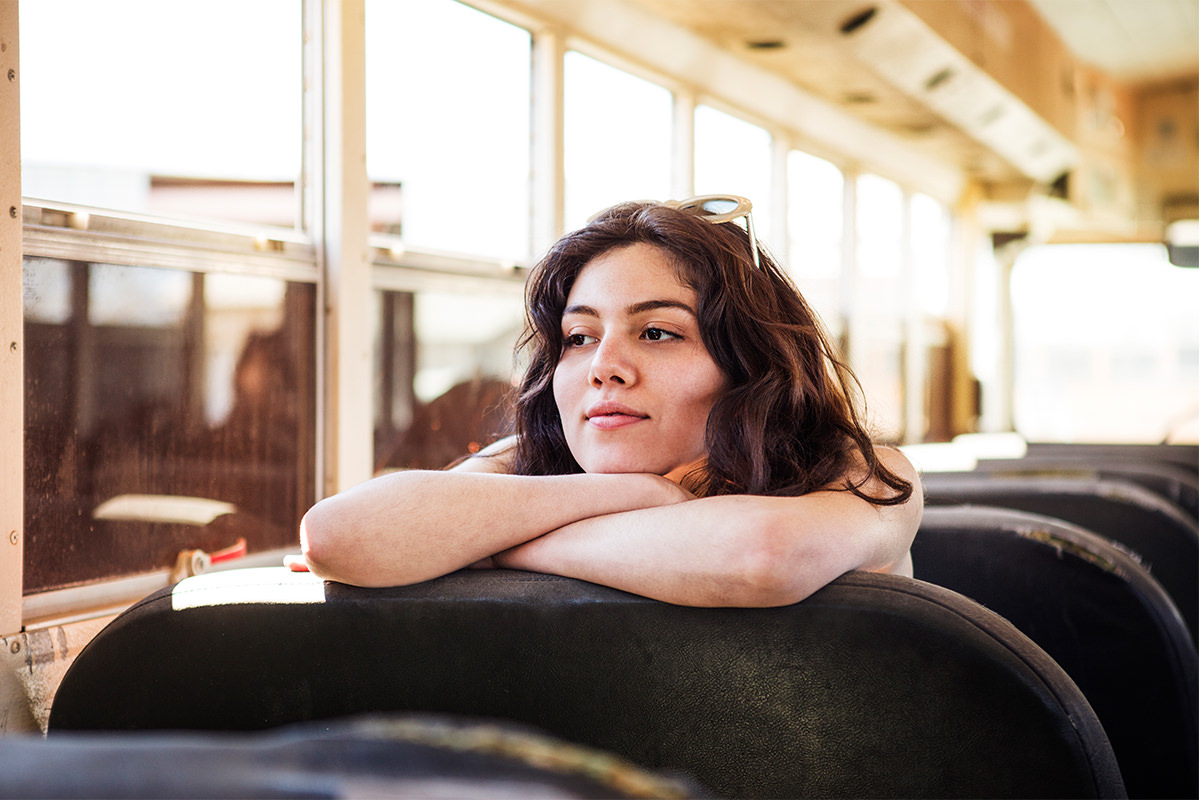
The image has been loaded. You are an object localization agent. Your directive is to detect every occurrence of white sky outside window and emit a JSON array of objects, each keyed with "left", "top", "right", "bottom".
[
  {"left": 911, "top": 193, "right": 951, "bottom": 317},
  {"left": 788, "top": 150, "right": 843, "bottom": 278},
  {"left": 693, "top": 105, "right": 774, "bottom": 247},
  {"left": 19, "top": 0, "right": 299, "bottom": 216},
  {"left": 787, "top": 150, "right": 843, "bottom": 327},
  {"left": 1012, "top": 244, "right": 1199, "bottom": 443},
  {"left": 366, "top": 0, "right": 531, "bottom": 262},
  {"left": 852, "top": 173, "right": 905, "bottom": 439},
  {"left": 563, "top": 52, "right": 672, "bottom": 233},
  {"left": 856, "top": 173, "right": 904, "bottom": 281}
]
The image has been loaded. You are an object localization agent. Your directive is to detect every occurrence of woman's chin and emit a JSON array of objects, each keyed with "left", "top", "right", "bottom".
[{"left": 575, "top": 451, "right": 706, "bottom": 480}]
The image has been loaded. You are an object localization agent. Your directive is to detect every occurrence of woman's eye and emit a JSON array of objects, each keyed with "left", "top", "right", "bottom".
[
  {"left": 564, "top": 333, "right": 596, "bottom": 348},
  {"left": 642, "top": 327, "right": 680, "bottom": 342}
]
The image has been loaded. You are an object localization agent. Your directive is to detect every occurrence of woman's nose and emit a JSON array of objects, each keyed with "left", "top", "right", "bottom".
[{"left": 589, "top": 338, "right": 636, "bottom": 387}]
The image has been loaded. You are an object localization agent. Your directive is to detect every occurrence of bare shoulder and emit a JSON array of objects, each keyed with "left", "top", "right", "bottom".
[
  {"left": 876, "top": 445, "right": 921, "bottom": 487},
  {"left": 449, "top": 435, "right": 518, "bottom": 474},
  {"left": 831, "top": 443, "right": 922, "bottom": 498}
]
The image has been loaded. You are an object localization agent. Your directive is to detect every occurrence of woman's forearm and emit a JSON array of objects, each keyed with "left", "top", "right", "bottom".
[
  {"left": 494, "top": 486, "right": 920, "bottom": 607},
  {"left": 300, "top": 470, "right": 688, "bottom": 587}
]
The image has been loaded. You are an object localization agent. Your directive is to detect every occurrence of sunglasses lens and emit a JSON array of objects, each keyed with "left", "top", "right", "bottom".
[
  {"left": 696, "top": 198, "right": 741, "bottom": 216},
  {"left": 675, "top": 195, "right": 751, "bottom": 223}
]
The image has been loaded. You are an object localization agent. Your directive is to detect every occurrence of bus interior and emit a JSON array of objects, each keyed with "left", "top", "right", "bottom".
[{"left": 0, "top": 0, "right": 1196, "bottom": 797}]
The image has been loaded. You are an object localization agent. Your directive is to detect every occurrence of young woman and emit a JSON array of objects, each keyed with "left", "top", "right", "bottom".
[{"left": 300, "top": 197, "right": 923, "bottom": 607}]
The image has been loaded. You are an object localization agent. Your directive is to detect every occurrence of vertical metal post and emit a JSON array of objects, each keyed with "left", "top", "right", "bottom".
[
  {"left": 838, "top": 169, "right": 858, "bottom": 362},
  {"left": 530, "top": 27, "right": 565, "bottom": 258},
  {"left": 951, "top": 183, "right": 985, "bottom": 435},
  {"left": 769, "top": 132, "right": 790, "bottom": 268},
  {"left": 670, "top": 89, "right": 695, "bottom": 199},
  {"left": 901, "top": 192, "right": 928, "bottom": 444},
  {"left": 0, "top": 0, "right": 23, "bottom": 635},
  {"left": 317, "top": 0, "right": 372, "bottom": 496}
]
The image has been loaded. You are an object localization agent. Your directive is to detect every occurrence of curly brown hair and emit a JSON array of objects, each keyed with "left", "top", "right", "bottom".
[{"left": 509, "top": 201, "right": 912, "bottom": 506}]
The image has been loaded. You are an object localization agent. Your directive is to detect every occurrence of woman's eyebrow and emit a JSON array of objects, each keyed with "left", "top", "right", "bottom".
[
  {"left": 562, "top": 299, "right": 698, "bottom": 319},
  {"left": 626, "top": 299, "right": 696, "bottom": 317},
  {"left": 562, "top": 304, "right": 599, "bottom": 318}
]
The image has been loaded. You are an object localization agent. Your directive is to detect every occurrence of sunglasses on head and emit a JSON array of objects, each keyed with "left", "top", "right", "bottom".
[{"left": 589, "top": 194, "right": 761, "bottom": 269}]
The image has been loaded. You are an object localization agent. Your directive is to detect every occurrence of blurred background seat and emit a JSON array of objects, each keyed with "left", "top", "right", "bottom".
[
  {"left": 921, "top": 472, "right": 1198, "bottom": 640},
  {"left": 913, "top": 505, "right": 1197, "bottom": 799}
]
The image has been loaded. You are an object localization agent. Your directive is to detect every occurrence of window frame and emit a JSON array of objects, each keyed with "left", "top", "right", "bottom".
[{"left": 18, "top": 203, "right": 320, "bottom": 625}]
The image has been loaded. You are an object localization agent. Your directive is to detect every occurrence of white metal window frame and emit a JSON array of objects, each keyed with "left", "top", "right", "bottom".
[{"left": 2, "top": 0, "right": 23, "bottom": 636}]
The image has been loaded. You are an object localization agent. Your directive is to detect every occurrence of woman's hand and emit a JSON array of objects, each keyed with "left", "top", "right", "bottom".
[{"left": 638, "top": 471, "right": 699, "bottom": 505}]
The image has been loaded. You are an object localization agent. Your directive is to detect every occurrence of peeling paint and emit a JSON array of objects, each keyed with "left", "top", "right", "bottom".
[
  {"left": 1, "top": 616, "right": 115, "bottom": 734},
  {"left": 1017, "top": 527, "right": 1129, "bottom": 575}
]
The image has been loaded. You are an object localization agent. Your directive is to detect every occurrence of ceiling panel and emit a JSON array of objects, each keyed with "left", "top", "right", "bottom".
[{"left": 1027, "top": 0, "right": 1198, "bottom": 82}]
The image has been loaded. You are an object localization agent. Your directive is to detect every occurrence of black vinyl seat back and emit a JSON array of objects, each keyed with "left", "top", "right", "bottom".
[
  {"left": 0, "top": 715, "right": 707, "bottom": 799},
  {"left": 913, "top": 506, "right": 1197, "bottom": 799},
  {"left": 921, "top": 473, "right": 1199, "bottom": 640},
  {"left": 49, "top": 568, "right": 1124, "bottom": 799},
  {"left": 1024, "top": 443, "right": 1198, "bottom": 474},
  {"left": 972, "top": 455, "right": 1199, "bottom": 516}
]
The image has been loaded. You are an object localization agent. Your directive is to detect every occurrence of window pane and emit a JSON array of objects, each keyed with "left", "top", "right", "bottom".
[
  {"left": 366, "top": 0, "right": 531, "bottom": 262},
  {"left": 563, "top": 52, "right": 673, "bottom": 231},
  {"left": 19, "top": 0, "right": 301, "bottom": 228},
  {"left": 374, "top": 288, "right": 525, "bottom": 472},
  {"left": 854, "top": 173, "right": 905, "bottom": 441},
  {"left": 911, "top": 193, "right": 951, "bottom": 318},
  {"left": 24, "top": 259, "right": 316, "bottom": 593},
  {"left": 787, "top": 150, "right": 844, "bottom": 333},
  {"left": 694, "top": 105, "right": 774, "bottom": 244},
  {"left": 1012, "top": 244, "right": 1199, "bottom": 443}
]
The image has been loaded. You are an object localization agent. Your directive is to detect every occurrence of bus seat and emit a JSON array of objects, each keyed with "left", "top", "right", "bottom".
[
  {"left": 913, "top": 505, "right": 1197, "bottom": 800},
  {"left": 49, "top": 568, "right": 1125, "bottom": 799},
  {"left": 1024, "top": 442, "right": 1198, "bottom": 473},
  {"left": 0, "top": 714, "right": 705, "bottom": 798},
  {"left": 922, "top": 473, "right": 1198, "bottom": 641},
  {"left": 972, "top": 455, "right": 1199, "bottom": 516}
]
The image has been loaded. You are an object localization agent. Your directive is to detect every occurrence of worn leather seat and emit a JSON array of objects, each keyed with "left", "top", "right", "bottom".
[
  {"left": 922, "top": 473, "right": 1198, "bottom": 640},
  {"left": 49, "top": 568, "right": 1124, "bottom": 798},
  {"left": 972, "top": 455, "right": 1199, "bottom": 516},
  {"left": 913, "top": 505, "right": 1197, "bottom": 799},
  {"left": 1023, "top": 442, "right": 1198, "bottom": 473},
  {"left": 0, "top": 714, "right": 706, "bottom": 798}
]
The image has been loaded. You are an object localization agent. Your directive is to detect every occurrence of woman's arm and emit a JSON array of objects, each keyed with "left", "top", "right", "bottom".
[
  {"left": 299, "top": 447, "right": 692, "bottom": 587},
  {"left": 494, "top": 447, "right": 923, "bottom": 607}
]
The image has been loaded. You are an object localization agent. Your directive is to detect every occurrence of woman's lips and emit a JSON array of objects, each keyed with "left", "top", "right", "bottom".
[
  {"left": 585, "top": 402, "right": 648, "bottom": 430},
  {"left": 587, "top": 413, "right": 646, "bottom": 430}
]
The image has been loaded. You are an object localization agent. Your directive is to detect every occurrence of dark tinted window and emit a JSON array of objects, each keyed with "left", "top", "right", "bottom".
[{"left": 24, "top": 258, "right": 315, "bottom": 593}]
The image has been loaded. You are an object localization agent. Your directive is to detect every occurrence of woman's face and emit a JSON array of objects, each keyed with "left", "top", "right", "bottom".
[{"left": 552, "top": 242, "right": 729, "bottom": 479}]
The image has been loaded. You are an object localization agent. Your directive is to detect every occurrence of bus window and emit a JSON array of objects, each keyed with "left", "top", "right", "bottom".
[
  {"left": 853, "top": 173, "right": 905, "bottom": 441},
  {"left": 563, "top": 51, "right": 673, "bottom": 232},
  {"left": 373, "top": 289, "right": 524, "bottom": 473},
  {"left": 23, "top": 258, "right": 316, "bottom": 594},
  {"left": 787, "top": 150, "right": 845, "bottom": 337},
  {"left": 365, "top": 0, "right": 531, "bottom": 262},
  {"left": 19, "top": 0, "right": 301, "bottom": 229},
  {"left": 694, "top": 105, "right": 774, "bottom": 244},
  {"left": 1012, "top": 243, "right": 1199, "bottom": 443}
]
